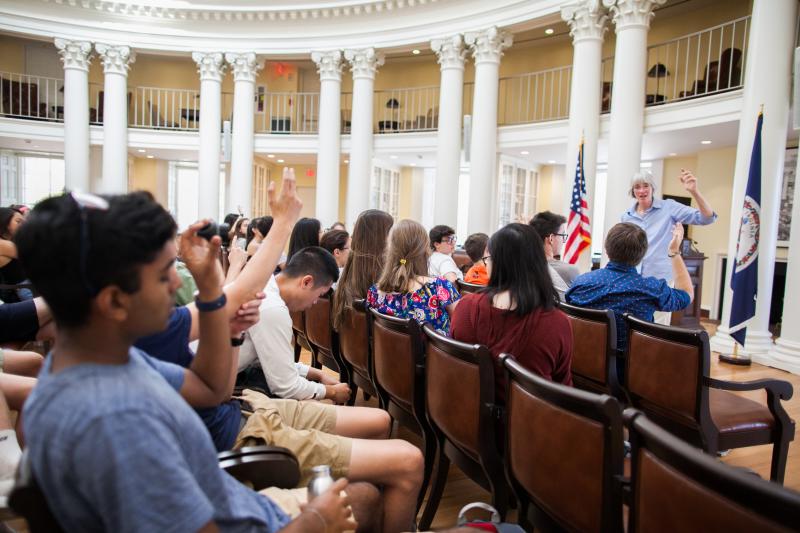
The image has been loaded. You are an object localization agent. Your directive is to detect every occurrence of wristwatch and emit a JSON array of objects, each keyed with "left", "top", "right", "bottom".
[{"left": 668, "top": 250, "right": 681, "bottom": 258}]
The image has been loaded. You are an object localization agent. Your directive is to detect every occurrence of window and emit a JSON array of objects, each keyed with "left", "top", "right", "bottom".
[
  {"left": 252, "top": 163, "right": 271, "bottom": 217},
  {"left": 370, "top": 163, "right": 400, "bottom": 218},
  {"left": 497, "top": 160, "right": 538, "bottom": 228},
  {"left": 168, "top": 162, "right": 199, "bottom": 231},
  {"left": 0, "top": 152, "right": 64, "bottom": 206}
]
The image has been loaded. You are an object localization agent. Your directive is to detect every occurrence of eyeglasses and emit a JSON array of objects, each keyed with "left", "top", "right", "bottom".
[
  {"left": 553, "top": 233, "right": 568, "bottom": 243},
  {"left": 481, "top": 255, "right": 492, "bottom": 264},
  {"left": 445, "top": 235, "right": 457, "bottom": 244},
  {"left": 71, "top": 191, "right": 109, "bottom": 296}
]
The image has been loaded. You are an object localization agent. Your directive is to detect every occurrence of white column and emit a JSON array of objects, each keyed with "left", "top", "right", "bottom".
[
  {"left": 431, "top": 35, "right": 467, "bottom": 229},
  {"left": 343, "top": 48, "right": 383, "bottom": 228},
  {"left": 192, "top": 52, "right": 226, "bottom": 219},
  {"left": 95, "top": 44, "right": 134, "bottom": 193},
  {"left": 464, "top": 27, "right": 512, "bottom": 235},
  {"left": 562, "top": 1, "right": 607, "bottom": 270},
  {"left": 601, "top": 0, "right": 665, "bottom": 242},
  {"left": 312, "top": 51, "right": 343, "bottom": 227},
  {"left": 55, "top": 39, "right": 93, "bottom": 192},
  {"left": 710, "top": 0, "right": 799, "bottom": 358},
  {"left": 225, "top": 52, "right": 262, "bottom": 216}
]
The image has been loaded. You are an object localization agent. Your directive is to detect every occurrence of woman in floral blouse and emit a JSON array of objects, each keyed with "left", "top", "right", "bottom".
[{"left": 367, "top": 219, "right": 460, "bottom": 335}]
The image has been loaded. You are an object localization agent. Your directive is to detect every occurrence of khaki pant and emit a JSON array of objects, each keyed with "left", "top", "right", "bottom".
[{"left": 234, "top": 389, "right": 352, "bottom": 486}]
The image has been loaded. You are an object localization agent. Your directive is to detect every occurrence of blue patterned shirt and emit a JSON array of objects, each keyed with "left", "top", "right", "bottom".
[
  {"left": 565, "top": 262, "right": 691, "bottom": 352},
  {"left": 366, "top": 277, "right": 461, "bottom": 336},
  {"left": 621, "top": 198, "right": 716, "bottom": 282}
]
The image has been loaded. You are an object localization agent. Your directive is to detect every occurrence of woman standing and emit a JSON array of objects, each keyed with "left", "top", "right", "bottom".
[{"left": 451, "top": 223, "right": 572, "bottom": 401}]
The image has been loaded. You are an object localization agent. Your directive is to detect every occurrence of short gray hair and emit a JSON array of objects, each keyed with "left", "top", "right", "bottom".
[{"left": 630, "top": 171, "right": 657, "bottom": 198}]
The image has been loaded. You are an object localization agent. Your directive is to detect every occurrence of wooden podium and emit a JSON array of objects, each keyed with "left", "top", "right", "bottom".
[{"left": 670, "top": 243, "right": 707, "bottom": 328}]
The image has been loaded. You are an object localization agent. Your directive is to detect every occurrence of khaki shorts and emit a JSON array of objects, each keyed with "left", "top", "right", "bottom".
[{"left": 234, "top": 390, "right": 352, "bottom": 486}]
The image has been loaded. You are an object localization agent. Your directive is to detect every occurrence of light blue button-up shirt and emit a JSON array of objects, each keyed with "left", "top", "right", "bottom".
[{"left": 620, "top": 198, "right": 716, "bottom": 282}]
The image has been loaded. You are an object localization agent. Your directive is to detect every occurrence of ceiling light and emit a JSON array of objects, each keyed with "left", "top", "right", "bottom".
[
  {"left": 390, "top": 155, "right": 398, "bottom": 159},
  {"left": 344, "top": 159, "right": 349, "bottom": 163},
  {"left": 33, "top": 145, "right": 39, "bottom": 148},
  {"left": 669, "top": 152, "right": 677, "bottom": 156},
  {"left": 410, "top": 163, "right": 417, "bottom": 167},
  {"left": 412, "top": 49, "right": 420, "bottom": 55},
  {"left": 545, "top": 28, "right": 554, "bottom": 35},
  {"left": 267, "top": 154, "right": 275, "bottom": 158},
  {"left": 520, "top": 150, "right": 530, "bottom": 155},
  {"left": 146, "top": 155, "right": 154, "bottom": 159},
  {"left": 701, "top": 140, "right": 712, "bottom": 145},
  {"left": 277, "top": 159, "right": 285, "bottom": 163},
  {"left": 547, "top": 160, "right": 556, "bottom": 164},
  {"left": 137, "top": 149, "right": 146, "bottom": 153}
]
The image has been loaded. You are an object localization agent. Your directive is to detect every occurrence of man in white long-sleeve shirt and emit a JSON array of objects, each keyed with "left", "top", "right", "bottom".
[{"left": 239, "top": 246, "right": 351, "bottom": 403}]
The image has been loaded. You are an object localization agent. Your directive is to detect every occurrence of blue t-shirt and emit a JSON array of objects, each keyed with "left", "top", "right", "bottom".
[
  {"left": 135, "top": 307, "right": 241, "bottom": 451},
  {"left": 23, "top": 348, "right": 290, "bottom": 533},
  {"left": 565, "top": 262, "right": 691, "bottom": 352}
]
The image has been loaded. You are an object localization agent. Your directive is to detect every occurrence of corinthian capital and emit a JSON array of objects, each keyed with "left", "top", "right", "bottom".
[
  {"left": 431, "top": 35, "right": 467, "bottom": 71},
  {"left": 95, "top": 44, "right": 135, "bottom": 76},
  {"left": 311, "top": 51, "right": 343, "bottom": 82},
  {"left": 54, "top": 39, "right": 93, "bottom": 72},
  {"left": 343, "top": 48, "right": 384, "bottom": 80},
  {"left": 602, "top": 0, "right": 666, "bottom": 31},
  {"left": 464, "top": 27, "right": 512, "bottom": 65},
  {"left": 192, "top": 52, "right": 226, "bottom": 82},
  {"left": 561, "top": 0, "right": 608, "bottom": 43},
  {"left": 224, "top": 52, "right": 262, "bottom": 83}
]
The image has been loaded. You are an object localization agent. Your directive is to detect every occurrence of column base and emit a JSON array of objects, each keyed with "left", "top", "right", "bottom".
[
  {"left": 759, "top": 337, "right": 800, "bottom": 376},
  {"left": 710, "top": 327, "right": 773, "bottom": 360}
]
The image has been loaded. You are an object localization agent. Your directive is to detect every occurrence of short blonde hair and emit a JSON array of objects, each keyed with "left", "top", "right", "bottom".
[{"left": 629, "top": 171, "right": 657, "bottom": 198}]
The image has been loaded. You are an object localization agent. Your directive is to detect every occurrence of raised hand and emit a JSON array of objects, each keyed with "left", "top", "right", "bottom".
[
  {"left": 180, "top": 220, "right": 224, "bottom": 295},
  {"left": 269, "top": 167, "right": 303, "bottom": 228},
  {"left": 679, "top": 168, "right": 698, "bottom": 194},
  {"left": 668, "top": 223, "right": 684, "bottom": 255}
]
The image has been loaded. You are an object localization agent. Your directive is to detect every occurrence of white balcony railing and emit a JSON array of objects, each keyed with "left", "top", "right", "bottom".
[
  {"left": 254, "top": 92, "right": 320, "bottom": 134},
  {"left": 374, "top": 85, "right": 440, "bottom": 133},
  {"left": 498, "top": 65, "right": 572, "bottom": 125},
  {"left": 131, "top": 86, "right": 200, "bottom": 130},
  {"left": 645, "top": 16, "right": 749, "bottom": 106},
  {"left": 0, "top": 72, "right": 64, "bottom": 121}
]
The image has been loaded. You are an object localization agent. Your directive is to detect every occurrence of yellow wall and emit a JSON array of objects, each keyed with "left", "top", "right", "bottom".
[
  {"left": 130, "top": 156, "right": 169, "bottom": 206},
  {"left": 0, "top": 36, "right": 25, "bottom": 73}
]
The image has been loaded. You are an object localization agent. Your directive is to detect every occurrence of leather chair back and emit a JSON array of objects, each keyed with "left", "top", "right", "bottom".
[
  {"left": 558, "top": 302, "right": 619, "bottom": 396},
  {"left": 502, "top": 354, "right": 624, "bottom": 533},
  {"left": 625, "top": 409, "right": 800, "bottom": 533},
  {"left": 625, "top": 315, "right": 707, "bottom": 431},
  {"left": 338, "top": 299, "right": 370, "bottom": 378},
  {"left": 370, "top": 309, "right": 424, "bottom": 410},
  {"left": 305, "top": 294, "right": 332, "bottom": 353},
  {"left": 457, "top": 279, "right": 483, "bottom": 294},
  {"left": 290, "top": 309, "right": 305, "bottom": 336}
]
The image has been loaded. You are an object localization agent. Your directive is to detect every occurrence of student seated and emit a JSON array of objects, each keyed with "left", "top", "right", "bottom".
[
  {"left": 427, "top": 224, "right": 463, "bottom": 283},
  {"left": 462, "top": 232, "right": 489, "bottom": 286},
  {"left": 238, "top": 247, "right": 351, "bottom": 403},
  {"left": 451, "top": 223, "right": 572, "bottom": 402},
  {"left": 566, "top": 222, "right": 693, "bottom": 356},
  {"left": 0, "top": 296, "right": 54, "bottom": 344},
  {"left": 16, "top": 191, "right": 365, "bottom": 532},
  {"left": 529, "top": 210, "right": 581, "bottom": 286},
  {"left": 368, "top": 219, "right": 461, "bottom": 335}
]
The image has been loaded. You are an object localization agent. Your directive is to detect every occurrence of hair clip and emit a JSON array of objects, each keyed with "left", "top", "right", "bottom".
[{"left": 399, "top": 258, "right": 407, "bottom": 265}]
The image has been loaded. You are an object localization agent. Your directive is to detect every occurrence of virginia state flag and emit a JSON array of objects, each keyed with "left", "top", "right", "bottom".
[{"left": 728, "top": 112, "right": 762, "bottom": 347}]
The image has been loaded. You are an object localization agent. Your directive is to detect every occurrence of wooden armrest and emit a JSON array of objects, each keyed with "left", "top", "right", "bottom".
[
  {"left": 218, "top": 445, "right": 301, "bottom": 490},
  {"left": 704, "top": 376, "right": 793, "bottom": 400}
]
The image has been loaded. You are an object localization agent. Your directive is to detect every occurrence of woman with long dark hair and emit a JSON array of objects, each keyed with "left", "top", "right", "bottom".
[
  {"left": 245, "top": 216, "right": 274, "bottom": 257},
  {"left": 286, "top": 217, "right": 321, "bottom": 261},
  {"left": 0, "top": 207, "right": 29, "bottom": 302},
  {"left": 332, "top": 210, "right": 393, "bottom": 331},
  {"left": 450, "top": 223, "right": 572, "bottom": 401}
]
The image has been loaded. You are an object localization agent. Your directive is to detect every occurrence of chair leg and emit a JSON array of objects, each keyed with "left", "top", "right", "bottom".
[
  {"left": 346, "top": 384, "right": 358, "bottom": 407},
  {"left": 418, "top": 448, "right": 449, "bottom": 530},
  {"left": 293, "top": 341, "right": 301, "bottom": 363},
  {"left": 770, "top": 436, "right": 790, "bottom": 484},
  {"left": 417, "top": 425, "right": 437, "bottom": 513},
  {"left": 362, "top": 391, "right": 371, "bottom": 402}
]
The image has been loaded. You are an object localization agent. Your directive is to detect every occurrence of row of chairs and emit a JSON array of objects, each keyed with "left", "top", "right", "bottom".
[{"left": 559, "top": 302, "right": 795, "bottom": 483}]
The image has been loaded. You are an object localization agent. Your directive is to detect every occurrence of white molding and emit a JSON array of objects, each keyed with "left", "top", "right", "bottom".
[
  {"left": 643, "top": 90, "right": 744, "bottom": 132},
  {"left": 0, "top": 0, "right": 564, "bottom": 54}
]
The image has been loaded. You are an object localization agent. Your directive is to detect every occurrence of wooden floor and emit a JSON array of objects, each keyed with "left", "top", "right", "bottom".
[{"left": 348, "top": 320, "right": 800, "bottom": 530}]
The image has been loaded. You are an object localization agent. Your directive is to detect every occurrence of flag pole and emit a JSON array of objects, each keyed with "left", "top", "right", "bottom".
[{"left": 719, "top": 338, "right": 750, "bottom": 366}]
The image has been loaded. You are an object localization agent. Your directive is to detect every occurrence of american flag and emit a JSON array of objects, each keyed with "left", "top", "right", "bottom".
[{"left": 563, "top": 141, "right": 591, "bottom": 264}]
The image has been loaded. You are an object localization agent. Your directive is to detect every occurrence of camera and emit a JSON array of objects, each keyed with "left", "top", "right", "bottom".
[{"left": 197, "top": 221, "right": 231, "bottom": 244}]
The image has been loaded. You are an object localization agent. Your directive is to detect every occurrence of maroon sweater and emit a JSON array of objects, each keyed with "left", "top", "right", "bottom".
[{"left": 451, "top": 292, "right": 573, "bottom": 402}]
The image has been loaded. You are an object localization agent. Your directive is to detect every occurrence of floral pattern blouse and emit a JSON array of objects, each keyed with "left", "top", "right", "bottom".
[{"left": 366, "top": 277, "right": 461, "bottom": 336}]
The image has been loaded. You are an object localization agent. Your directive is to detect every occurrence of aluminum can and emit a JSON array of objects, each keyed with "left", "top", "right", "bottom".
[{"left": 307, "top": 465, "right": 334, "bottom": 501}]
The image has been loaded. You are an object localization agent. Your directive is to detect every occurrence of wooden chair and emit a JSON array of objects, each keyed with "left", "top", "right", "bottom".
[
  {"left": 305, "top": 291, "right": 348, "bottom": 381},
  {"left": 625, "top": 408, "right": 800, "bottom": 532},
  {"left": 337, "top": 299, "right": 378, "bottom": 406},
  {"left": 557, "top": 302, "right": 624, "bottom": 400},
  {"left": 501, "top": 354, "right": 625, "bottom": 533},
  {"left": 8, "top": 451, "right": 63, "bottom": 533},
  {"left": 368, "top": 309, "right": 435, "bottom": 512},
  {"left": 456, "top": 279, "right": 483, "bottom": 294},
  {"left": 218, "top": 445, "right": 301, "bottom": 490},
  {"left": 624, "top": 314, "right": 795, "bottom": 483},
  {"left": 420, "top": 326, "right": 509, "bottom": 530},
  {"left": 290, "top": 309, "right": 312, "bottom": 365},
  {"left": 452, "top": 250, "right": 472, "bottom": 274}
]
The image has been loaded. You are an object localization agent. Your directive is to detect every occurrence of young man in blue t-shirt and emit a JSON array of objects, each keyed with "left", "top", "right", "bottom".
[{"left": 15, "top": 185, "right": 362, "bottom": 532}]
